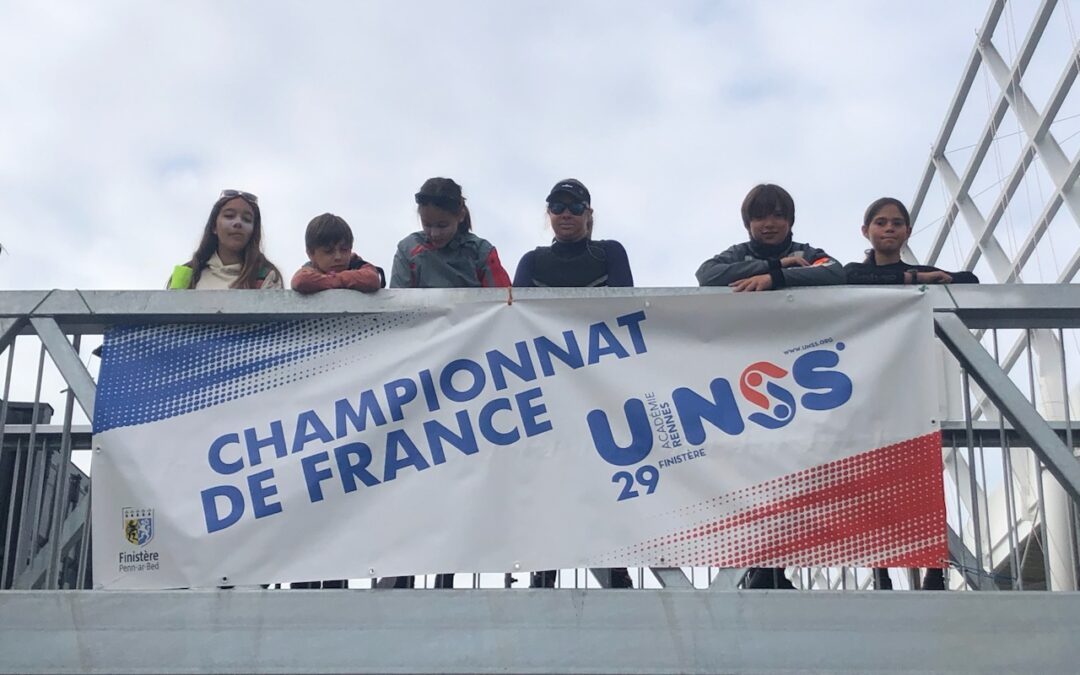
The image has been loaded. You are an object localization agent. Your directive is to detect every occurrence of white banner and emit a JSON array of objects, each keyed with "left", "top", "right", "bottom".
[{"left": 92, "top": 288, "right": 945, "bottom": 589}]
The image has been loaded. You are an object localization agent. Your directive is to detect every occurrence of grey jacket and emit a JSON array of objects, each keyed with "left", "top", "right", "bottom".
[
  {"left": 695, "top": 239, "right": 845, "bottom": 288},
  {"left": 390, "top": 231, "right": 511, "bottom": 288}
]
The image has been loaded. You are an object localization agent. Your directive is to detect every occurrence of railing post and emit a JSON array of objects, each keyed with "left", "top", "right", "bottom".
[
  {"left": 934, "top": 312, "right": 1080, "bottom": 503},
  {"left": 28, "top": 318, "right": 95, "bottom": 421}
]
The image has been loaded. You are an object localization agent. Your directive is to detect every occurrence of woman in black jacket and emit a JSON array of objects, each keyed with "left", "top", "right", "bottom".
[
  {"left": 514, "top": 179, "right": 635, "bottom": 588},
  {"left": 513, "top": 179, "right": 633, "bottom": 288}
]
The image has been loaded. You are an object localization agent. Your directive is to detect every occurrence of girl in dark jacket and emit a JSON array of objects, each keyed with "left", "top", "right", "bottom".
[
  {"left": 847, "top": 196, "right": 976, "bottom": 591},
  {"left": 382, "top": 178, "right": 508, "bottom": 590},
  {"left": 390, "top": 178, "right": 510, "bottom": 289},
  {"left": 844, "top": 197, "right": 978, "bottom": 286}
]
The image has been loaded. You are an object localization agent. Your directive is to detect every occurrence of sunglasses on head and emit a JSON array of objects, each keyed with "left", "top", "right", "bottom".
[
  {"left": 219, "top": 189, "right": 259, "bottom": 205},
  {"left": 548, "top": 201, "right": 588, "bottom": 216},
  {"left": 415, "top": 192, "right": 461, "bottom": 211}
]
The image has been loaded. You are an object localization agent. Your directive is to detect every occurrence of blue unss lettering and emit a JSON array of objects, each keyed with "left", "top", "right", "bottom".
[
  {"left": 673, "top": 378, "right": 745, "bottom": 445},
  {"left": 747, "top": 382, "right": 796, "bottom": 430},
  {"left": 792, "top": 348, "right": 853, "bottom": 411},
  {"left": 587, "top": 399, "right": 653, "bottom": 466}
]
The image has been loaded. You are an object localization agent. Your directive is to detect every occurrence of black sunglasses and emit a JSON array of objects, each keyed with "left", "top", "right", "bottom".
[
  {"left": 219, "top": 189, "right": 259, "bottom": 205},
  {"left": 415, "top": 192, "right": 461, "bottom": 211},
  {"left": 548, "top": 201, "right": 587, "bottom": 216}
]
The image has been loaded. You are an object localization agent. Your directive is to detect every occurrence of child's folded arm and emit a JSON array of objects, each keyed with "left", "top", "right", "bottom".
[
  {"left": 843, "top": 262, "right": 906, "bottom": 285},
  {"left": 695, "top": 247, "right": 768, "bottom": 287},
  {"left": 842, "top": 263, "right": 902, "bottom": 285},
  {"left": 291, "top": 265, "right": 341, "bottom": 294},
  {"left": 337, "top": 264, "right": 382, "bottom": 292},
  {"left": 781, "top": 252, "right": 845, "bottom": 287}
]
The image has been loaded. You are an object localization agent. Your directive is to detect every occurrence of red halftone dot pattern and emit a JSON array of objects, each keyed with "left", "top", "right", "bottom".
[{"left": 592, "top": 432, "right": 947, "bottom": 569}]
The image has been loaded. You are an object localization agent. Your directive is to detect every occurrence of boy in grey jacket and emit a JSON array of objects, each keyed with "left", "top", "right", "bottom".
[
  {"left": 695, "top": 183, "right": 844, "bottom": 291},
  {"left": 696, "top": 183, "right": 842, "bottom": 590}
]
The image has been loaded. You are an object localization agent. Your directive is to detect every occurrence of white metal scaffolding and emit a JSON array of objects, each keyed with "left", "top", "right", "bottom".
[{"left": 909, "top": 0, "right": 1080, "bottom": 590}]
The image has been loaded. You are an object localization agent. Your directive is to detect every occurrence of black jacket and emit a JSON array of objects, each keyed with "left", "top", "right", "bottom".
[
  {"left": 696, "top": 235, "right": 845, "bottom": 288},
  {"left": 513, "top": 238, "right": 633, "bottom": 288},
  {"left": 844, "top": 253, "right": 979, "bottom": 285}
]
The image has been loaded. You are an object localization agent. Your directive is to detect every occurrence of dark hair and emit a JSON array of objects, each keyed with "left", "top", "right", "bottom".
[
  {"left": 741, "top": 183, "right": 795, "bottom": 229},
  {"left": 305, "top": 213, "right": 353, "bottom": 251},
  {"left": 186, "top": 193, "right": 280, "bottom": 289},
  {"left": 863, "top": 197, "right": 911, "bottom": 228},
  {"left": 415, "top": 177, "right": 472, "bottom": 234}
]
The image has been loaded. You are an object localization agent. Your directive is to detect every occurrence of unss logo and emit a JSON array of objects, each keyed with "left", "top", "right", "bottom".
[
  {"left": 122, "top": 507, "right": 154, "bottom": 547},
  {"left": 587, "top": 344, "right": 854, "bottom": 466},
  {"left": 739, "top": 361, "right": 796, "bottom": 429}
]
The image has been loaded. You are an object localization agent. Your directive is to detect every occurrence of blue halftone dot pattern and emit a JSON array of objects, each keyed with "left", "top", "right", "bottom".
[{"left": 94, "top": 314, "right": 421, "bottom": 433}]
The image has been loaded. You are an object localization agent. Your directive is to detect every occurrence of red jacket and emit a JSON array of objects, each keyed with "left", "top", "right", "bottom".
[{"left": 291, "top": 254, "right": 384, "bottom": 294}]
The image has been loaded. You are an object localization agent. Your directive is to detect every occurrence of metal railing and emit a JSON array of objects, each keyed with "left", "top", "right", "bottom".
[{"left": 2, "top": 285, "right": 1079, "bottom": 593}]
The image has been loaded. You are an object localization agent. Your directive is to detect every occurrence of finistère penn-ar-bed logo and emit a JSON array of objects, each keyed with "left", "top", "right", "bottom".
[{"left": 122, "top": 507, "right": 154, "bottom": 547}]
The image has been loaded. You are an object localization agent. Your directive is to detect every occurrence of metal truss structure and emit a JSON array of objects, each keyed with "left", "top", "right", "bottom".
[{"left": 908, "top": 0, "right": 1080, "bottom": 592}]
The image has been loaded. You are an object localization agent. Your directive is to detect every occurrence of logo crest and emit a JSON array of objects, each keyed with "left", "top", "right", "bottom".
[{"left": 122, "top": 507, "right": 154, "bottom": 547}]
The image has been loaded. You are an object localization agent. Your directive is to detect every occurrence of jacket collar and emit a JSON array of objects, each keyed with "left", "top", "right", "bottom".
[{"left": 747, "top": 232, "right": 793, "bottom": 259}]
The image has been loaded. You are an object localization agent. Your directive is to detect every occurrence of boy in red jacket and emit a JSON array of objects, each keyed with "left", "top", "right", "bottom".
[{"left": 291, "top": 213, "right": 385, "bottom": 293}]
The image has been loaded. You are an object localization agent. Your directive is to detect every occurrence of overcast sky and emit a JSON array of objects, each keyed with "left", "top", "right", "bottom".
[{"left": 0, "top": 0, "right": 1012, "bottom": 292}]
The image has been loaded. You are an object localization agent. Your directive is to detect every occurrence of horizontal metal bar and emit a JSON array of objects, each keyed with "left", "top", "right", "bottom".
[
  {"left": 3, "top": 589, "right": 1079, "bottom": 674},
  {"left": 7, "top": 288, "right": 704, "bottom": 332},
  {"left": 0, "top": 425, "right": 92, "bottom": 440},
  {"left": 0, "top": 318, "right": 24, "bottom": 355},
  {"left": 940, "top": 284, "right": 1080, "bottom": 328},
  {"left": 0, "top": 292, "right": 51, "bottom": 319},
  {"left": 1, "top": 286, "right": 1078, "bottom": 333},
  {"left": 941, "top": 421, "right": 1080, "bottom": 448}
]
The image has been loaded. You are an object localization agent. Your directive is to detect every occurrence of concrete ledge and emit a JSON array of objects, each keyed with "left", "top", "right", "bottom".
[{"left": 1, "top": 590, "right": 1078, "bottom": 673}]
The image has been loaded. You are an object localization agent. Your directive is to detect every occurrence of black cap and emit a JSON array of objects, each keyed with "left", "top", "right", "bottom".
[{"left": 546, "top": 178, "right": 590, "bottom": 205}]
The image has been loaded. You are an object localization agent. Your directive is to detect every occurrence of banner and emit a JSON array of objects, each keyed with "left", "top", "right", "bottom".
[{"left": 91, "top": 288, "right": 945, "bottom": 589}]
